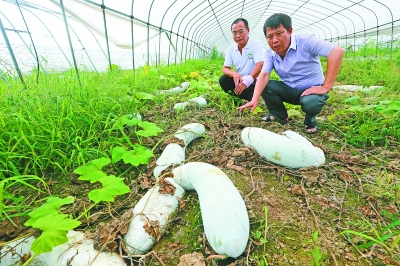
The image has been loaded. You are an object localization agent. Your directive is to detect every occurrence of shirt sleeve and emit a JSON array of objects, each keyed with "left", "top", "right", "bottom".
[
  {"left": 223, "top": 46, "right": 233, "bottom": 67},
  {"left": 261, "top": 48, "right": 274, "bottom": 73},
  {"left": 305, "top": 35, "right": 336, "bottom": 57}
]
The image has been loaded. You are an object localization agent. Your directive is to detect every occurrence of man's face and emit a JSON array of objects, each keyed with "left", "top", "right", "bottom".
[
  {"left": 265, "top": 24, "right": 292, "bottom": 56},
  {"left": 231, "top": 21, "right": 249, "bottom": 47}
]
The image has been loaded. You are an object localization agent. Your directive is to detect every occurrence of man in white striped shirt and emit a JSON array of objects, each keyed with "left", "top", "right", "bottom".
[{"left": 219, "top": 18, "right": 266, "bottom": 105}]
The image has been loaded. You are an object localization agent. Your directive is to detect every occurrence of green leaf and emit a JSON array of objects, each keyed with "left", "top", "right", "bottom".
[
  {"left": 29, "top": 213, "right": 81, "bottom": 232},
  {"left": 343, "top": 95, "right": 360, "bottom": 103},
  {"left": 25, "top": 196, "right": 74, "bottom": 225},
  {"left": 135, "top": 92, "right": 155, "bottom": 100},
  {"left": 136, "top": 121, "right": 164, "bottom": 137},
  {"left": 88, "top": 175, "right": 130, "bottom": 203},
  {"left": 312, "top": 245, "right": 322, "bottom": 263},
  {"left": 111, "top": 145, "right": 154, "bottom": 166},
  {"left": 24, "top": 197, "right": 81, "bottom": 255},
  {"left": 74, "top": 157, "right": 111, "bottom": 176},
  {"left": 388, "top": 101, "right": 400, "bottom": 111},
  {"left": 116, "top": 114, "right": 141, "bottom": 127},
  {"left": 251, "top": 106, "right": 263, "bottom": 115},
  {"left": 31, "top": 230, "right": 69, "bottom": 254},
  {"left": 77, "top": 170, "right": 108, "bottom": 183},
  {"left": 313, "top": 231, "right": 319, "bottom": 241}
]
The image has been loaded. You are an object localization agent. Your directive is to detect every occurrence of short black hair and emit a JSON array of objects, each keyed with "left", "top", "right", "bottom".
[
  {"left": 231, "top": 18, "right": 249, "bottom": 30},
  {"left": 263, "top": 13, "right": 292, "bottom": 36}
]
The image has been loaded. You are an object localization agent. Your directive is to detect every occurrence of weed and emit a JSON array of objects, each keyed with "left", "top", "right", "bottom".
[
  {"left": 305, "top": 231, "right": 326, "bottom": 266},
  {"left": 251, "top": 206, "right": 270, "bottom": 265},
  {"left": 341, "top": 210, "right": 400, "bottom": 261}
]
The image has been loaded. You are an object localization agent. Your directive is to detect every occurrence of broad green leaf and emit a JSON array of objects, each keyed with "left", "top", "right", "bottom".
[
  {"left": 88, "top": 175, "right": 130, "bottom": 203},
  {"left": 25, "top": 196, "right": 74, "bottom": 225},
  {"left": 136, "top": 121, "right": 164, "bottom": 137},
  {"left": 251, "top": 106, "right": 263, "bottom": 115},
  {"left": 388, "top": 101, "right": 400, "bottom": 110},
  {"left": 116, "top": 115, "right": 141, "bottom": 127},
  {"left": 31, "top": 230, "right": 69, "bottom": 254},
  {"left": 29, "top": 213, "right": 81, "bottom": 231},
  {"left": 111, "top": 146, "right": 128, "bottom": 163},
  {"left": 77, "top": 170, "right": 108, "bottom": 183},
  {"left": 111, "top": 145, "right": 154, "bottom": 166},
  {"left": 74, "top": 157, "right": 111, "bottom": 175}
]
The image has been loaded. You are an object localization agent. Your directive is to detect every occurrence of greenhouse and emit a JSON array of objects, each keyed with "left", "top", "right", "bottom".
[{"left": 0, "top": 0, "right": 399, "bottom": 265}]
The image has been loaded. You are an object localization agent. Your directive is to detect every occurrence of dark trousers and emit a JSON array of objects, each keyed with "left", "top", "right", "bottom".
[
  {"left": 264, "top": 80, "right": 329, "bottom": 126},
  {"left": 219, "top": 74, "right": 269, "bottom": 103}
]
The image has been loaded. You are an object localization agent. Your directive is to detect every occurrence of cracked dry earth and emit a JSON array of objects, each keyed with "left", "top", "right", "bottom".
[{"left": 1, "top": 102, "right": 399, "bottom": 266}]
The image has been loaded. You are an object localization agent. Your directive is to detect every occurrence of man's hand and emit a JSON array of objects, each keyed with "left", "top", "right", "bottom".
[
  {"left": 234, "top": 83, "right": 247, "bottom": 95},
  {"left": 232, "top": 72, "right": 242, "bottom": 86},
  {"left": 301, "top": 85, "right": 330, "bottom": 96},
  {"left": 236, "top": 99, "right": 259, "bottom": 113}
]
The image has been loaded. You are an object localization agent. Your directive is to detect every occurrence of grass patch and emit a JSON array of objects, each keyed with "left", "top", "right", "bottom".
[{"left": 0, "top": 53, "right": 399, "bottom": 265}]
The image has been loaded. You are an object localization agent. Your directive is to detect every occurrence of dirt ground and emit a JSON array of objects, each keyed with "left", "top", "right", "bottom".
[{"left": 1, "top": 96, "right": 399, "bottom": 266}]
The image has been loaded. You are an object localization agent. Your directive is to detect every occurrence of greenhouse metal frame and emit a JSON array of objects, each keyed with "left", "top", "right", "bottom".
[{"left": 0, "top": 0, "right": 399, "bottom": 85}]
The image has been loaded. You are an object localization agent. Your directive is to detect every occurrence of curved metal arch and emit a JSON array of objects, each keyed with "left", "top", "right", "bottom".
[
  {"left": 374, "top": 0, "right": 394, "bottom": 57},
  {"left": 158, "top": 0, "right": 177, "bottom": 65},
  {"left": 193, "top": 0, "right": 244, "bottom": 52},
  {"left": 177, "top": 1, "right": 210, "bottom": 63},
  {"left": 205, "top": 5, "right": 334, "bottom": 51},
  {"left": 27, "top": 7, "right": 99, "bottom": 71},
  {"left": 349, "top": 0, "right": 379, "bottom": 57},
  {"left": 288, "top": 3, "right": 346, "bottom": 41},
  {"left": 146, "top": 0, "right": 156, "bottom": 66},
  {"left": 322, "top": 0, "right": 366, "bottom": 58},
  {"left": 183, "top": 0, "right": 237, "bottom": 62},
  {"left": 0, "top": 11, "right": 48, "bottom": 73},
  {"left": 249, "top": 0, "right": 274, "bottom": 37},
  {"left": 190, "top": 0, "right": 241, "bottom": 49},
  {"left": 6, "top": 0, "right": 110, "bottom": 72},
  {"left": 181, "top": 0, "right": 232, "bottom": 63},
  {"left": 0, "top": 17, "right": 25, "bottom": 85},
  {"left": 256, "top": 6, "right": 333, "bottom": 40},
  {"left": 166, "top": 1, "right": 194, "bottom": 65},
  {"left": 290, "top": 1, "right": 349, "bottom": 43},
  {"left": 207, "top": 7, "right": 333, "bottom": 50},
  {"left": 180, "top": 0, "right": 219, "bottom": 62}
]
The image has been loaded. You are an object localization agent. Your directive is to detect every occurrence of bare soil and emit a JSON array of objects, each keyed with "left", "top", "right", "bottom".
[{"left": 1, "top": 95, "right": 399, "bottom": 266}]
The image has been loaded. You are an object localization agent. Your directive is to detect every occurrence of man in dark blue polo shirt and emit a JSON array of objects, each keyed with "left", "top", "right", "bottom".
[{"left": 238, "top": 13, "right": 344, "bottom": 134}]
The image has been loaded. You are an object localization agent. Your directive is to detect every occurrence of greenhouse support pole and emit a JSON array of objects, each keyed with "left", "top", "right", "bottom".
[
  {"left": 147, "top": 0, "right": 155, "bottom": 66},
  {"left": 0, "top": 18, "right": 25, "bottom": 87},
  {"left": 101, "top": 1, "right": 112, "bottom": 71},
  {"left": 59, "top": 0, "right": 81, "bottom": 87},
  {"left": 130, "top": 0, "right": 135, "bottom": 78}
]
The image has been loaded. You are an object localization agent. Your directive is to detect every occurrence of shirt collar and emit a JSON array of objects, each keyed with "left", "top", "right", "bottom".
[
  {"left": 235, "top": 36, "right": 250, "bottom": 51},
  {"left": 270, "top": 34, "right": 297, "bottom": 57}
]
